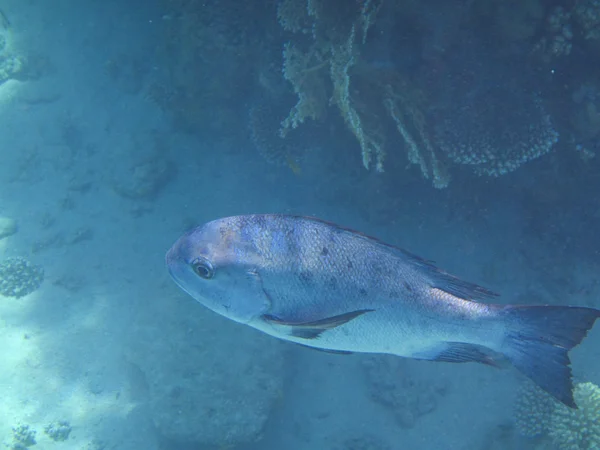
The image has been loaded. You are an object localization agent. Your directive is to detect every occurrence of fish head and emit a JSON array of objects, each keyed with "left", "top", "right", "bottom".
[{"left": 165, "top": 217, "right": 271, "bottom": 324}]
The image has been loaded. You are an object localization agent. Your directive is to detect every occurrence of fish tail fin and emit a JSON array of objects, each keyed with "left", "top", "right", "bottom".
[{"left": 500, "top": 305, "right": 600, "bottom": 408}]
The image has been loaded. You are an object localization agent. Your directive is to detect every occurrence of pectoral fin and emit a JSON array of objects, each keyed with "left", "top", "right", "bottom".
[{"left": 262, "top": 309, "right": 374, "bottom": 339}]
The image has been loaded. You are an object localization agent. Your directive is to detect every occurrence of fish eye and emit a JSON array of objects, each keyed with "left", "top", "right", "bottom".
[{"left": 191, "top": 258, "right": 214, "bottom": 280}]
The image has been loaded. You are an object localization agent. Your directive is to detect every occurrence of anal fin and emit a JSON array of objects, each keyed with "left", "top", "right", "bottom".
[
  {"left": 414, "top": 342, "right": 502, "bottom": 368},
  {"left": 296, "top": 343, "right": 353, "bottom": 355}
]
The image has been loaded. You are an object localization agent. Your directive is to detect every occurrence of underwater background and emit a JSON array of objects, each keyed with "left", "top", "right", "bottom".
[{"left": 0, "top": 0, "right": 599, "bottom": 449}]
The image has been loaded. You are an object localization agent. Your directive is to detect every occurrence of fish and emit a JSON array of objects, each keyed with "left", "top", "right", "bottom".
[{"left": 165, "top": 214, "right": 600, "bottom": 408}]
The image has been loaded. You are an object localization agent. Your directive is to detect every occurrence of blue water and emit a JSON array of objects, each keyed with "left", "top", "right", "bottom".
[{"left": 0, "top": 1, "right": 598, "bottom": 449}]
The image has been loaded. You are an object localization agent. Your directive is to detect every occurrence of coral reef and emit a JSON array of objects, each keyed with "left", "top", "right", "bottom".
[
  {"left": 549, "top": 382, "right": 600, "bottom": 450},
  {"left": 278, "top": 0, "right": 390, "bottom": 173},
  {"left": 158, "top": 0, "right": 600, "bottom": 186},
  {"left": 275, "top": 0, "right": 558, "bottom": 186},
  {"left": 0, "top": 257, "right": 44, "bottom": 298},
  {"left": 276, "top": 0, "right": 451, "bottom": 183},
  {"left": 43, "top": 421, "right": 72, "bottom": 442}
]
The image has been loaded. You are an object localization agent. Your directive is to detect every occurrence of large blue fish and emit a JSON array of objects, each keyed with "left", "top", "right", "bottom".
[{"left": 166, "top": 214, "right": 600, "bottom": 407}]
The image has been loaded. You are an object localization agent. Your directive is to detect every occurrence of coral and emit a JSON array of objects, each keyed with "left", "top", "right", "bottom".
[
  {"left": 513, "top": 381, "right": 557, "bottom": 438},
  {"left": 533, "top": 6, "right": 573, "bottom": 60},
  {"left": 44, "top": 421, "right": 72, "bottom": 442},
  {"left": 549, "top": 382, "right": 600, "bottom": 450},
  {"left": 356, "top": 0, "right": 382, "bottom": 44},
  {"left": 0, "top": 257, "right": 44, "bottom": 298},
  {"left": 278, "top": 0, "right": 439, "bottom": 177},
  {"left": 280, "top": 41, "right": 329, "bottom": 134},
  {"left": 10, "top": 424, "right": 36, "bottom": 449},
  {"left": 277, "top": 0, "right": 312, "bottom": 33},
  {"left": 574, "top": 0, "right": 600, "bottom": 40},
  {"left": 434, "top": 80, "right": 559, "bottom": 177},
  {"left": 384, "top": 85, "right": 449, "bottom": 188},
  {"left": 329, "top": 26, "right": 386, "bottom": 172},
  {"left": 534, "top": 2, "right": 600, "bottom": 59},
  {"left": 276, "top": 0, "right": 455, "bottom": 186}
]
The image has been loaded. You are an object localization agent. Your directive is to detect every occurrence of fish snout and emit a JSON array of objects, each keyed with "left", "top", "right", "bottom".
[{"left": 165, "top": 242, "right": 181, "bottom": 270}]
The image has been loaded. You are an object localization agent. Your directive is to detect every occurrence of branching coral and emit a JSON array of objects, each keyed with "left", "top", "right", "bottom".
[
  {"left": 0, "top": 257, "right": 44, "bottom": 298},
  {"left": 277, "top": 0, "right": 451, "bottom": 185},
  {"left": 279, "top": 0, "right": 438, "bottom": 177},
  {"left": 513, "top": 382, "right": 557, "bottom": 438},
  {"left": 329, "top": 26, "right": 386, "bottom": 172},
  {"left": 280, "top": 41, "right": 329, "bottom": 135},
  {"left": 513, "top": 380, "right": 600, "bottom": 449},
  {"left": 384, "top": 85, "right": 449, "bottom": 188},
  {"left": 277, "top": 0, "right": 312, "bottom": 34},
  {"left": 549, "top": 382, "right": 600, "bottom": 450},
  {"left": 276, "top": 0, "right": 562, "bottom": 186}
]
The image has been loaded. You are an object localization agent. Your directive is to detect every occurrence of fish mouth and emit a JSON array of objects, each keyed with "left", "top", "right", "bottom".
[
  {"left": 165, "top": 258, "right": 197, "bottom": 301},
  {"left": 165, "top": 244, "right": 178, "bottom": 268}
]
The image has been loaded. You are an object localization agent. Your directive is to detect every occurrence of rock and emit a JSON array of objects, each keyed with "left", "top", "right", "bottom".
[
  {"left": 0, "top": 216, "right": 17, "bottom": 239},
  {"left": 361, "top": 355, "right": 447, "bottom": 428},
  {"left": 112, "top": 157, "right": 176, "bottom": 199},
  {"left": 127, "top": 304, "right": 284, "bottom": 447}
]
